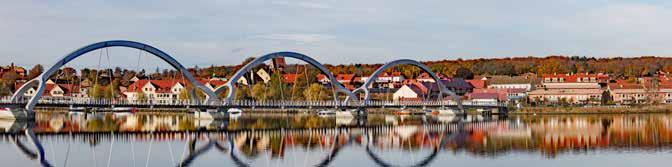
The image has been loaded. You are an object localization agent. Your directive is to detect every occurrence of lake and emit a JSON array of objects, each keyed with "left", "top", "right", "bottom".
[{"left": 1, "top": 110, "right": 671, "bottom": 167}]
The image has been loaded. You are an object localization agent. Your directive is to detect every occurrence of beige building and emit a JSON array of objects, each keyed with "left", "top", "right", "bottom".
[
  {"left": 528, "top": 88, "right": 603, "bottom": 104},
  {"left": 608, "top": 83, "right": 650, "bottom": 104},
  {"left": 123, "top": 80, "right": 186, "bottom": 104}
]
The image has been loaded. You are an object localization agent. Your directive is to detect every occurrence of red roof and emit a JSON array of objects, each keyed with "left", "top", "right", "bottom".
[
  {"left": 127, "top": 79, "right": 185, "bottom": 93},
  {"left": 466, "top": 79, "right": 486, "bottom": 89},
  {"left": 470, "top": 92, "right": 499, "bottom": 100},
  {"left": 336, "top": 74, "right": 355, "bottom": 83},
  {"left": 316, "top": 74, "right": 327, "bottom": 81},
  {"left": 608, "top": 83, "right": 645, "bottom": 89},
  {"left": 283, "top": 74, "right": 298, "bottom": 84},
  {"left": 207, "top": 80, "right": 227, "bottom": 88}
]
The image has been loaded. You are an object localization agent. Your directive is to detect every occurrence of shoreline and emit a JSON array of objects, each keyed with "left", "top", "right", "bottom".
[{"left": 510, "top": 105, "right": 672, "bottom": 115}]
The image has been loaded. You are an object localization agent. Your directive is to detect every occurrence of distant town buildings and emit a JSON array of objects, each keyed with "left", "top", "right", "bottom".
[{"left": 9, "top": 58, "right": 672, "bottom": 107}]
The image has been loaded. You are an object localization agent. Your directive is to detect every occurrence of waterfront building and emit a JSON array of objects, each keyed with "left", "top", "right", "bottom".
[
  {"left": 528, "top": 88, "right": 604, "bottom": 104},
  {"left": 659, "top": 84, "right": 672, "bottom": 103},
  {"left": 469, "top": 92, "right": 500, "bottom": 105},
  {"left": 20, "top": 82, "right": 86, "bottom": 98},
  {"left": 392, "top": 84, "right": 426, "bottom": 101},
  {"left": 123, "top": 79, "right": 186, "bottom": 104},
  {"left": 608, "top": 83, "right": 651, "bottom": 104}
]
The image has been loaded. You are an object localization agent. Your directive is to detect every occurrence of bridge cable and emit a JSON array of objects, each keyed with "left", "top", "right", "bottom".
[
  {"left": 105, "top": 48, "right": 114, "bottom": 105},
  {"left": 94, "top": 49, "right": 103, "bottom": 102}
]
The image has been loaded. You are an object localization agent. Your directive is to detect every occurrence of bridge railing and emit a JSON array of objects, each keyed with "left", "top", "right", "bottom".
[{"left": 0, "top": 96, "right": 507, "bottom": 108}]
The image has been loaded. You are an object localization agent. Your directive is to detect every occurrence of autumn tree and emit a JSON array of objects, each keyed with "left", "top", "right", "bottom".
[
  {"left": 454, "top": 67, "right": 474, "bottom": 79},
  {"left": 28, "top": 64, "right": 43, "bottom": 80},
  {"left": 303, "top": 83, "right": 329, "bottom": 101}
]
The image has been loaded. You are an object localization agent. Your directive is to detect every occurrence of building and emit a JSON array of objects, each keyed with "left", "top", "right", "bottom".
[
  {"left": 316, "top": 74, "right": 330, "bottom": 84},
  {"left": 415, "top": 72, "right": 447, "bottom": 83},
  {"left": 282, "top": 74, "right": 298, "bottom": 84},
  {"left": 486, "top": 75, "right": 536, "bottom": 91},
  {"left": 440, "top": 78, "right": 474, "bottom": 95},
  {"left": 528, "top": 88, "right": 603, "bottom": 104},
  {"left": 608, "top": 83, "right": 650, "bottom": 104},
  {"left": 541, "top": 73, "right": 609, "bottom": 83},
  {"left": 659, "top": 84, "right": 672, "bottom": 103},
  {"left": 392, "top": 84, "right": 426, "bottom": 101},
  {"left": 20, "top": 82, "right": 86, "bottom": 98},
  {"left": 336, "top": 74, "right": 356, "bottom": 85},
  {"left": 123, "top": 80, "right": 186, "bottom": 104},
  {"left": 469, "top": 93, "right": 499, "bottom": 105},
  {"left": 466, "top": 77, "right": 487, "bottom": 89}
]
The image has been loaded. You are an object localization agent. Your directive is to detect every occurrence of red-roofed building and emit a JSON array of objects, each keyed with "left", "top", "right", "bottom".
[
  {"left": 542, "top": 73, "right": 609, "bottom": 83},
  {"left": 393, "top": 83, "right": 427, "bottom": 101},
  {"left": 469, "top": 92, "right": 499, "bottom": 104},
  {"left": 282, "top": 74, "right": 298, "bottom": 84},
  {"left": 336, "top": 74, "right": 356, "bottom": 84},
  {"left": 466, "top": 78, "right": 487, "bottom": 89},
  {"left": 316, "top": 74, "right": 330, "bottom": 84},
  {"left": 123, "top": 79, "right": 187, "bottom": 104},
  {"left": 19, "top": 82, "right": 86, "bottom": 97}
]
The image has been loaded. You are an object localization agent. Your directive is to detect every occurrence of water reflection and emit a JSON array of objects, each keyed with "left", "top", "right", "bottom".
[{"left": 1, "top": 111, "right": 672, "bottom": 166}]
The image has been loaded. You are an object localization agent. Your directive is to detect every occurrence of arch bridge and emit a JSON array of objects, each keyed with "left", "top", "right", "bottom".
[{"left": 9, "top": 40, "right": 471, "bottom": 111}]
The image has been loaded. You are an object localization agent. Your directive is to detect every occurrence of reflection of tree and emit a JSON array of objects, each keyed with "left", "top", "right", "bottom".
[{"left": 250, "top": 119, "right": 268, "bottom": 129}]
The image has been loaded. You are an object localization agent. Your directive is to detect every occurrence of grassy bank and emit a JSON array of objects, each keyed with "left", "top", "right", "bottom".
[{"left": 512, "top": 105, "right": 672, "bottom": 115}]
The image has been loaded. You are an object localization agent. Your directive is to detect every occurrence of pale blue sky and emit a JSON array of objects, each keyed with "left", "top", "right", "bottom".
[{"left": 2, "top": 0, "right": 672, "bottom": 69}]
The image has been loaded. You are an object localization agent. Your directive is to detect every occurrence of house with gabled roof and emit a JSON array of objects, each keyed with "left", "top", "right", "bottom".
[{"left": 123, "top": 79, "right": 186, "bottom": 104}]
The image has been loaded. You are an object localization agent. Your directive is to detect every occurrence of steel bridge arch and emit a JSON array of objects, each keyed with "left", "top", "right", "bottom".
[
  {"left": 346, "top": 59, "right": 461, "bottom": 107},
  {"left": 212, "top": 51, "right": 358, "bottom": 105},
  {"left": 11, "top": 40, "right": 219, "bottom": 111}
]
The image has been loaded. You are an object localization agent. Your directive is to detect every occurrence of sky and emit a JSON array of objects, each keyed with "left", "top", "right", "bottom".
[{"left": 2, "top": 0, "right": 672, "bottom": 69}]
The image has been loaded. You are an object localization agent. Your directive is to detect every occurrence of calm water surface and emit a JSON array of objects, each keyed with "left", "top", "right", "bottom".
[{"left": 1, "top": 110, "right": 672, "bottom": 167}]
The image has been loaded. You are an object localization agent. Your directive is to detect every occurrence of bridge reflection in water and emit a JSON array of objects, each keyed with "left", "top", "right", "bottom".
[{"left": 2, "top": 112, "right": 672, "bottom": 166}]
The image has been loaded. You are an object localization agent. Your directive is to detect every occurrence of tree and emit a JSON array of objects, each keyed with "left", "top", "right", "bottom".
[
  {"left": 454, "top": 67, "right": 474, "bottom": 79},
  {"left": 1, "top": 71, "right": 20, "bottom": 94},
  {"left": 137, "top": 92, "right": 147, "bottom": 102},
  {"left": 0, "top": 80, "right": 11, "bottom": 96},
  {"left": 89, "top": 84, "right": 105, "bottom": 100},
  {"left": 267, "top": 72, "right": 289, "bottom": 100},
  {"left": 250, "top": 83, "right": 267, "bottom": 101},
  {"left": 28, "top": 64, "right": 43, "bottom": 79},
  {"left": 178, "top": 88, "right": 190, "bottom": 100},
  {"left": 303, "top": 83, "right": 328, "bottom": 101},
  {"left": 234, "top": 86, "right": 250, "bottom": 100}
]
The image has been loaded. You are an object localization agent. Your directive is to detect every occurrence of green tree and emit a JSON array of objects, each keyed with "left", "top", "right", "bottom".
[
  {"left": 250, "top": 83, "right": 267, "bottom": 101},
  {"left": 267, "top": 72, "right": 289, "bottom": 100}
]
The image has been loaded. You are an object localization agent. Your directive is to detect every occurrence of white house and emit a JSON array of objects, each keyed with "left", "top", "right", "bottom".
[
  {"left": 393, "top": 84, "right": 428, "bottom": 101},
  {"left": 124, "top": 80, "right": 186, "bottom": 104}
]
